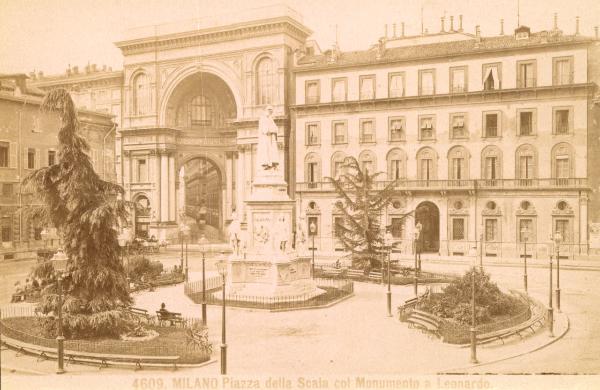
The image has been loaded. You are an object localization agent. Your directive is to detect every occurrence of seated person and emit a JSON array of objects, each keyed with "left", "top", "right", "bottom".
[{"left": 158, "top": 303, "right": 175, "bottom": 325}]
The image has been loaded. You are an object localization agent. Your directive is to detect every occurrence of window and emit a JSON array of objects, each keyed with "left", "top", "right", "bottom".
[
  {"left": 450, "top": 114, "right": 467, "bottom": 139},
  {"left": 388, "top": 117, "right": 405, "bottom": 141},
  {"left": 135, "top": 196, "right": 151, "bottom": 216},
  {"left": 359, "top": 75, "right": 375, "bottom": 100},
  {"left": 136, "top": 159, "right": 147, "bottom": 182},
  {"left": 1, "top": 217, "right": 11, "bottom": 242},
  {"left": 256, "top": 57, "right": 275, "bottom": 105},
  {"left": 305, "top": 80, "right": 320, "bottom": 104},
  {"left": 481, "top": 146, "right": 502, "bottom": 184},
  {"left": 306, "top": 122, "right": 320, "bottom": 145},
  {"left": 305, "top": 153, "right": 321, "bottom": 185},
  {"left": 388, "top": 72, "right": 405, "bottom": 98},
  {"left": 482, "top": 63, "right": 501, "bottom": 90},
  {"left": 552, "top": 143, "right": 574, "bottom": 184},
  {"left": 27, "top": 148, "right": 35, "bottom": 169},
  {"left": 553, "top": 57, "right": 573, "bottom": 86},
  {"left": 450, "top": 67, "right": 467, "bottom": 93},
  {"left": 360, "top": 119, "right": 375, "bottom": 143},
  {"left": 485, "top": 219, "right": 498, "bottom": 242},
  {"left": 448, "top": 146, "right": 469, "bottom": 181},
  {"left": 516, "top": 144, "right": 537, "bottom": 185},
  {"left": 391, "top": 218, "right": 404, "bottom": 238},
  {"left": 0, "top": 142, "right": 8, "bottom": 167},
  {"left": 2, "top": 183, "right": 13, "bottom": 196},
  {"left": 132, "top": 73, "right": 149, "bottom": 115},
  {"left": 417, "top": 147, "right": 437, "bottom": 181},
  {"left": 387, "top": 148, "right": 406, "bottom": 180},
  {"left": 555, "top": 219, "right": 571, "bottom": 243},
  {"left": 419, "top": 116, "right": 435, "bottom": 140},
  {"left": 359, "top": 150, "right": 376, "bottom": 174},
  {"left": 518, "top": 109, "right": 536, "bottom": 136},
  {"left": 47, "top": 150, "right": 56, "bottom": 166},
  {"left": 518, "top": 219, "right": 534, "bottom": 243},
  {"left": 553, "top": 107, "right": 572, "bottom": 134},
  {"left": 419, "top": 69, "right": 435, "bottom": 95},
  {"left": 331, "top": 78, "right": 347, "bottom": 102},
  {"left": 332, "top": 121, "right": 347, "bottom": 144},
  {"left": 517, "top": 60, "right": 537, "bottom": 88},
  {"left": 452, "top": 218, "right": 465, "bottom": 240},
  {"left": 331, "top": 152, "right": 347, "bottom": 179},
  {"left": 483, "top": 112, "right": 500, "bottom": 137},
  {"left": 190, "top": 95, "right": 212, "bottom": 126}
]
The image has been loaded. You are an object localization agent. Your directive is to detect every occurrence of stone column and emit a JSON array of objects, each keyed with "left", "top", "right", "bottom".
[
  {"left": 160, "top": 150, "right": 169, "bottom": 222},
  {"left": 580, "top": 192, "right": 589, "bottom": 254},
  {"left": 225, "top": 152, "right": 233, "bottom": 220},
  {"left": 236, "top": 147, "right": 246, "bottom": 220},
  {"left": 168, "top": 154, "right": 176, "bottom": 222}
]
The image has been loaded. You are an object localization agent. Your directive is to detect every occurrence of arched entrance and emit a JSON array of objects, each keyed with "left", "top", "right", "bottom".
[
  {"left": 180, "top": 157, "right": 222, "bottom": 241},
  {"left": 415, "top": 201, "right": 440, "bottom": 253},
  {"left": 133, "top": 194, "right": 151, "bottom": 239}
]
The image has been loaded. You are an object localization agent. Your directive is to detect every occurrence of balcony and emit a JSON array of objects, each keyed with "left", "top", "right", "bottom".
[{"left": 295, "top": 178, "right": 588, "bottom": 193}]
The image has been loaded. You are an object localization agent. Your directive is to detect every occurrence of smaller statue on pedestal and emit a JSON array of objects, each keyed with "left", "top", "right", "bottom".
[
  {"left": 256, "top": 105, "right": 280, "bottom": 171},
  {"left": 228, "top": 212, "right": 241, "bottom": 257},
  {"left": 296, "top": 216, "right": 307, "bottom": 253},
  {"left": 274, "top": 215, "right": 290, "bottom": 253}
]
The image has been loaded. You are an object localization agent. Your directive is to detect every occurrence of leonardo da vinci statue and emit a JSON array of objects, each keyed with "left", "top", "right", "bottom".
[{"left": 257, "top": 105, "right": 279, "bottom": 170}]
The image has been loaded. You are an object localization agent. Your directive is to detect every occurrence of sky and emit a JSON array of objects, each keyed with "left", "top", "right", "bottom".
[{"left": 0, "top": 0, "right": 599, "bottom": 75}]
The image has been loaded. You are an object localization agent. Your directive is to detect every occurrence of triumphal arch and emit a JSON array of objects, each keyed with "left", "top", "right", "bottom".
[{"left": 115, "top": 6, "right": 311, "bottom": 241}]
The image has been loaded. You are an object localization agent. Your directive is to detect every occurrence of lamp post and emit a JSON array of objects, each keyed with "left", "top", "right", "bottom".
[
  {"left": 309, "top": 221, "right": 316, "bottom": 278},
  {"left": 51, "top": 249, "right": 68, "bottom": 374},
  {"left": 384, "top": 231, "right": 393, "bottom": 317},
  {"left": 413, "top": 231, "right": 419, "bottom": 296},
  {"left": 548, "top": 250, "right": 554, "bottom": 337},
  {"left": 553, "top": 231, "right": 562, "bottom": 312},
  {"left": 470, "top": 265, "right": 478, "bottom": 364},
  {"left": 520, "top": 226, "right": 529, "bottom": 293},
  {"left": 479, "top": 232, "right": 484, "bottom": 271},
  {"left": 216, "top": 257, "right": 228, "bottom": 375},
  {"left": 181, "top": 224, "right": 191, "bottom": 282},
  {"left": 199, "top": 234, "right": 209, "bottom": 326}
]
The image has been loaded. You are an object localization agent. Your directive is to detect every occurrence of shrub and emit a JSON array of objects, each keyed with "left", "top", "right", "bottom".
[{"left": 127, "top": 256, "right": 163, "bottom": 282}]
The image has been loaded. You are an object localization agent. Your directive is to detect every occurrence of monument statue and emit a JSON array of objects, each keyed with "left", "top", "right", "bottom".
[
  {"left": 228, "top": 212, "right": 241, "bottom": 257},
  {"left": 257, "top": 105, "right": 279, "bottom": 170},
  {"left": 296, "top": 216, "right": 307, "bottom": 253}
]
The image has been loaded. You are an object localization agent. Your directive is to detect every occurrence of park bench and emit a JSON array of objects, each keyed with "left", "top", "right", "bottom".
[
  {"left": 368, "top": 271, "right": 383, "bottom": 282},
  {"left": 321, "top": 267, "right": 344, "bottom": 278},
  {"left": 407, "top": 309, "right": 441, "bottom": 338},
  {"left": 156, "top": 311, "right": 185, "bottom": 327},
  {"left": 476, "top": 308, "right": 544, "bottom": 345},
  {"left": 128, "top": 307, "right": 153, "bottom": 324},
  {"left": 347, "top": 269, "right": 365, "bottom": 279}
]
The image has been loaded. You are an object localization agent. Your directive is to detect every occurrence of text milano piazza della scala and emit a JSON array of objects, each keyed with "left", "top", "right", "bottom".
[{"left": 115, "top": 6, "right": 311, "bottom": 241}]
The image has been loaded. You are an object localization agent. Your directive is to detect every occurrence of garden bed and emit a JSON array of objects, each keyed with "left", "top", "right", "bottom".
[{"left": 0, "top": 316, "right": 210, "bottom": 364}]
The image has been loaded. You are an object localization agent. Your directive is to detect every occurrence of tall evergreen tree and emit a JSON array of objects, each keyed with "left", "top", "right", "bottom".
[
  {"left": 25, "top": 89, "right": 133, "bottom": 338},
  {"left": 327, "top": 156, "right": 399, "bottom": 270}
]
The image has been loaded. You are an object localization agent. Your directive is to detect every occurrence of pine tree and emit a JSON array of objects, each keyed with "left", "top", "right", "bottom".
[
  {"left": 25, "top": 89, "right": 133, "bottom": 339},
  {"left": 327, "top": 156, "right": 400, "bottom": 270}
]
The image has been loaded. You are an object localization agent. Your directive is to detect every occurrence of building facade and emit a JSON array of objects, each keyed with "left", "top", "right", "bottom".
[
  {"left": 28, "top": 7, "right": 600, "bottom": 259},
  {"left": 0, "top": 74, "right": 116, "bottom": 254}
]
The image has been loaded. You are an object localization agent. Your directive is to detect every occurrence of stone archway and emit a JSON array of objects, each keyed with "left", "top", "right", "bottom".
[{"left": 415, "top": 201, "right": 440, "bottom": 253}]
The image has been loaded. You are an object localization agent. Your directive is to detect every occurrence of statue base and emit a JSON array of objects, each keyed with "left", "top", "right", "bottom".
[{"left": 224, "top": 252, "right": 325, "bottom": 301}]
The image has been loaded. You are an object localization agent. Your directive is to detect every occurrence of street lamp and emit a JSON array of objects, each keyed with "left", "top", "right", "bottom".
[
  {"left": 548, "top": 250, "right": 554, "bottom": 338},
  {"left": 478, "top": 231, "right": 484, "bottom": 271},
  {"left": 216, "top": 257, "right": 228, "bottom": 375},
  {"left": 413, "top": 231, "right": 419, "bottom": 296},
  {"left": 520, "top": 226, "right": 529, "bottom": 293},
  {"left": 180, "top": 224, "right": 191, "bottom": 282},
  {"left": 199, "top": 234, "right": 209, "bottom": 326},
  {"left": 309, "top": 221, "right": 317, "bottom": 278},
  {"left": 553, "top": 230, "right": 563, "bottom": 312},
  {"left": 51, "top": 249, "right": 68, "bottom": 375},
  {"left": 384, "top": 230, "right": 393, "bottom": 317},
  {"left": 470, "top": 265, "right": 478, "bottom": 364}
]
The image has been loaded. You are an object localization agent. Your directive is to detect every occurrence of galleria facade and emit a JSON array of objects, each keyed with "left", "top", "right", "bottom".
[{"left": 31, "top": 5, "right": 600, "bottom": 260}]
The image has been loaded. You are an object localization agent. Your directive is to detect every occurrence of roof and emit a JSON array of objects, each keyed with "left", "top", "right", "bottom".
[{"left": 296, "top": 31, "right": 595, "bottom": 71}]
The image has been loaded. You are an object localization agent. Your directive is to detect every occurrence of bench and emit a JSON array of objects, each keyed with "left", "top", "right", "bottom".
[
  {"left": 156, "top": 311, "right": 185, "bottom": 327},
  {"left": 321, "top": 267, "right": 344, "bottom": 278},
  {"left": 128, "top": 307, "right": 153, "bottom": 324},
  {"left": 476, "top": 310, "right": 544, "bottom": 345},
  {"left": 347, "top": 269, "right": 365, "bottom": 279},
  {"left": 368, "top": 271, "right": 383, "bottom": 282},
  {"left": 407, "top": 309, "right": 441, "bottom": 338}
]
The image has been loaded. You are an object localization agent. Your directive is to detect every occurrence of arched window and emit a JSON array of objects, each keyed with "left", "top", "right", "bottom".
[
  {"left": 135, "top": 195, "right": 151, "bottom": 217},
  {"left": 330, "top": 151, "right": 347, "bottom": 179},
  {"left": 190, "top": 95, "right": 213, "bottom": 126},
  {"left": 515, "top": 144, "right": 537, "bottom": 186},
  {"left": 481, "top": 145, "right": 502, "bottom": 185},
  {"left": 447, "top": 146, "right": 470, "bottom": 181},
  {"left": 256, "top": 57, "right": 275, "bottom": 106},
  {"left": 387, "top": 148, "right": 407, "bottom": 180},
  {"left": 551, "top": 143, "right": 574, "bottom": 184},
  {"left": 132, "top": 73, "right": 149, "bottom": 115},
  {"left": 358, "top": 150, "right": 377, "bottom": 174},
  {"left": 416, "top": 147, "right": 437, "bottom": 181},
  {"left": 305, "top": 153, "right": 321, "bottom": 186}
]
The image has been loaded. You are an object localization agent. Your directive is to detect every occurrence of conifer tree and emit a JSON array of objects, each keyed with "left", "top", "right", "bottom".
[
  {"left": 327, "top": 156, "right": 398, "bottom": 270},
  {"left": 25, "top": 89, "right": 133, "bottom": 338}
]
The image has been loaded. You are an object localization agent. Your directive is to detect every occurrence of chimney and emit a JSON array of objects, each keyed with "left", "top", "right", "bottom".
[
  {"left": 576, "top": 16, "right": 580, "bottom": 35},
  {"left": 450, "top": 16, "right": 454, "bottom": 31},
  {"left": 393, "top": 23, "right": 397, "bottom": 38},
  {"left": 554, "top": 13, "right": 558, "bottom": 30},
  {"left": 459, "top": 15, "right": 463, "bottom": 31},
  {"left": 475, "top": 25, "right": 481, "bottom": 38},
  {"left": 500, "top": 19, "right": 505, "bottom": 35},
  {"left": 385, "top": 24, "right": 388, "bottom": 39},
  {"left": 441, "top": 16, "right": 445, "bottom": 32},
  {"left": 401, "top": 22, "right": 405, "bottom": 37}
]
